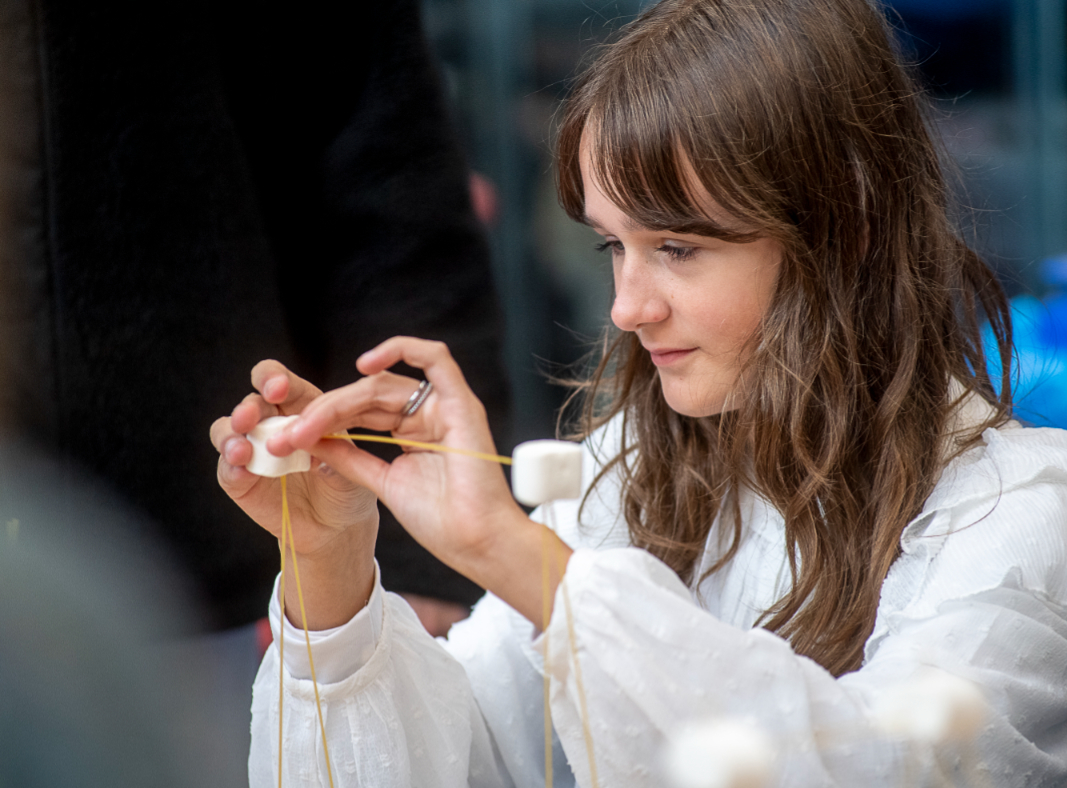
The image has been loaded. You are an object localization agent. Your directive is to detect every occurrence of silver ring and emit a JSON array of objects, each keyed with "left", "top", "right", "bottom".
[{"left": 400, "top": 379, "right": 434, "bottom": 418}]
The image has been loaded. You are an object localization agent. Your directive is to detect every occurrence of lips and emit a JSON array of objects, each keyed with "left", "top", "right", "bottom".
[{"left": 646, "top": 347, "right": 696, "bottom": 366}]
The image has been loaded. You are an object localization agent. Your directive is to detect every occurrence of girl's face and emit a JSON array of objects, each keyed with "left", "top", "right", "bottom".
[{"left": 581, "top": 147, "right": 782, "bottom": 418}]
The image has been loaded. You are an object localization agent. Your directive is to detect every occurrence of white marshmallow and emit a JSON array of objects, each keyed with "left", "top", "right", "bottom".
[
  {"left": 871, "top": 668, "right": 988, "bottom": 744},
  {"left": 663, "top": 718, "right": 775, "bottom": 788},
  {"left": 244, "top": 415, "right": 312, "bottom": 478},
  {"left": 510, "top": 440, "right": 583, "bottom": 506}
]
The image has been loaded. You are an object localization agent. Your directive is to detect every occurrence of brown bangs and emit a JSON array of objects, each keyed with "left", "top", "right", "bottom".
[{"left": 556, "top": 8, "right": 782, "bottom": 245}]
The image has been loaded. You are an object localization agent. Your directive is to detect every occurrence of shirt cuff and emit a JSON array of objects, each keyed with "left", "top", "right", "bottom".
[{"left": 267, "top": 561, "right": 384, "bottom": 684}]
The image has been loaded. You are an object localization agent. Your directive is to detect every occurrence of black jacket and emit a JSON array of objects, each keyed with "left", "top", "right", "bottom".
[{"left": 0, "top": 0, "right": 511, "bottom": 625}]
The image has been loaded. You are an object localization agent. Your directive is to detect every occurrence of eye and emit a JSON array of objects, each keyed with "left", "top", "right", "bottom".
[
  {"left": 656, "top": 244, "right": 697, "bottom": 262},
  {"left": 594, "top": 240, "right": 624, "bottom": 256}
]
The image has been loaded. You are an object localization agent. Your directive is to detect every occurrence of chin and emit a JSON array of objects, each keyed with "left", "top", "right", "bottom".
[
  {"left": 657, "top": 369, "right": 737, "bottom": 417},
  {"left": 657, "top": 366, "right": 740, "bottom": 418},
  {"left": 661, "top": 389, "right": 728, "bottom": 419}
]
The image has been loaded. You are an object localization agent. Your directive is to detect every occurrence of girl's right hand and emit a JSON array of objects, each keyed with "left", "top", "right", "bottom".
[
  {"left": 210, "top": 360, "right": 380, "bottom": 629},
  {"left": 210, "top": 360, "right": 379, "bottom": 551}
]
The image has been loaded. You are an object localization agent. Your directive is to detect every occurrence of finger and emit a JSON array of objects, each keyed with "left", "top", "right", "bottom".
[
  {"left": 267, "top": 407, "right": 404, "bottom": 456},
  {"left": 210, "top": 417, "right": 256, "bottom": 467},
  {"left": 358, "top": 338, "right": 489, "bottom": 442},
  {"left": 250, "top": 359, "right": 324, "bottom": 413},
  {"left": 209, "top": 416, "right": 234, "bottom": 454},
  {"left": 216, "top": 454, "right": 261, "bottom": 499},
  {"left": 280, "top": 372, "right": 427, "bottom": 451},
  {"left": 230, "top": 392, "right": 279, "bottom": 434},
  {"left": 212, "top": 419, "right": 263, "bottom": 496},
  {"left": 356, "top": 337, "right": 470, "bottom": 395}
]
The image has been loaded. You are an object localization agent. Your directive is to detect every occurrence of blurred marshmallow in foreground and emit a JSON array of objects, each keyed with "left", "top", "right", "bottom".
[
  {"left": 871, "top": 668, "right": 989, "bottom": 744},
  {"left": 245, "top": 415, "right": 311, "bottom": 478},
  {"left": 663, "top": 717, "right": 776, "bottom": 788}
]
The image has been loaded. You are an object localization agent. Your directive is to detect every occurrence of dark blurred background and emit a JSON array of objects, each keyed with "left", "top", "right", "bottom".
[{"left": 420, "top": 0, "right": 1067, "bottom": 433}]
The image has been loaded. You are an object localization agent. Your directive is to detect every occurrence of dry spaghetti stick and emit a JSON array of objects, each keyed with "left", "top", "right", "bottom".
[
  {"left": 542, "top": 523, "right": 554, "bottom": 788},
  {"left": 548, "top": 505, "right": 599, "bottom": 788},
  {"left": 281, "top": 476, "right": 336, "bottom": 788},
  {"left": 325, "top": 433, "right": 512, "bottom": 465},
  {"left": 278, "top": 479, "right": 288, "bottom": 788}
]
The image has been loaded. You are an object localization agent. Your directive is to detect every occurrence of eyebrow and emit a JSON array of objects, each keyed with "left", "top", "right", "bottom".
[{"left": 582, "top": 213, "right": 645, "bottom": 233}]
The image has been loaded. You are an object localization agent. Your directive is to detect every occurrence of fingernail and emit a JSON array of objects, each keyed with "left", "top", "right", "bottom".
[{"left": 223, "top": 437, "right": 239, "bottom": 462}]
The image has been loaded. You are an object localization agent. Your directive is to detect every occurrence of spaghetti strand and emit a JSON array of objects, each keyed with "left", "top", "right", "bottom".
[
  {"left": 277, "top": 475, "right": 336, "bottom": 788},
  {"left": 549, "top": 505, "right": 599, "bottom": 788},
  {"left": 325, "top": 433, "right": 511, "bottom": 465},
  {"left": 278, "top": 478, "right": 288, "bottom": 788},
  {"left": 282, "top": 489, "right": 336, "bottom": 788},
  {"left": 542, "top": 523, "right": 554, "bottom": 788}
]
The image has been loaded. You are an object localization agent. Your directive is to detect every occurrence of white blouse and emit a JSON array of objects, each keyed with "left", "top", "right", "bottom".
[{"left": 250, "top": 418, "right": 1067, "bottom": 787}]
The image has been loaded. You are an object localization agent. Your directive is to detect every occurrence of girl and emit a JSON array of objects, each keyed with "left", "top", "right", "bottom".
[{"left": 212, "top": 0, "right": 1067, "bottom": 784}]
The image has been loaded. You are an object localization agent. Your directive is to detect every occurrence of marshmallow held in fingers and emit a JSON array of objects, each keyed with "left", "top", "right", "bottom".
[
  {"left": 245, "top": 415, "right": 312, "bottom": 478},
  {"left": 663, "top": 718, "right": 776, "bottom": 788},
  {"left": 871, "top": 668, "right": 989, "bottom": 744},
  {"left": 510, "top": 440, "right": 583, "bottom": 506}
]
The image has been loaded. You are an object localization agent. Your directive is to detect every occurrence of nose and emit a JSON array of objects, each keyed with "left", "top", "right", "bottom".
[{"left": 610, "top": 254, "right": 669, "bottom": 332}]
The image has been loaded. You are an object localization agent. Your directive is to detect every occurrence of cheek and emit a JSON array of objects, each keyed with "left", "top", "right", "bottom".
[
  {"left": 714, "top": 251, "right": 779, "bottom": 344},
  {"left": 691, "top": 282, "right": 770, "bottom": 350}
]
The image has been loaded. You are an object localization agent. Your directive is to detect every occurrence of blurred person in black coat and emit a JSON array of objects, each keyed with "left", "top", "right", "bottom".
[{"left": 0, "top": 0, "right": 510, "bottom": 633}]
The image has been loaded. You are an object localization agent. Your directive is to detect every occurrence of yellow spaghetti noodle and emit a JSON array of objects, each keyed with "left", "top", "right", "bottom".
[
  {"left": 278, "top": 475, "right": 336, "bottom": 788},
  {"left": 325, "top": 433, "right": 511, "bottom": 464}
]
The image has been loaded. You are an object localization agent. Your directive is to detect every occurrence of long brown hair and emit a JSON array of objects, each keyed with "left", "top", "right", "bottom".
[{"left": 556, "top": 0, "right": 1012, "bottom": 676}]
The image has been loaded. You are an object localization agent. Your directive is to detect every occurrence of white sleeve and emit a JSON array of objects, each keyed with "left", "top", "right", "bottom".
[
  {"left": 443, "top": 592, "right": 578, "bottom": 788},
  {"left": 248, "top": 568, "right": 513, "bottom": 788},
  {"left": 541, "top": 475, "right": 1067, "bottom": 788},
  {"left": 243, "top": 417, "right": 630, "bottom": 788}
]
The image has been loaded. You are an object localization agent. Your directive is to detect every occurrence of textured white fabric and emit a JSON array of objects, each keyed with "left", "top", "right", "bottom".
[
  {"left": 249, "top": 419, "right": 1067, "bottom": 787},
  {"left": 266, "top": 562, "right": 383, "bottom": 684},
  {"left": 251, "top": 578, "right": 511, "bottom": 788}
]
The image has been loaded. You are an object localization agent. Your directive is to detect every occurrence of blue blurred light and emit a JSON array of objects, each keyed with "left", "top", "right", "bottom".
[{"left": 983, "top": 262, "right": 1067, "bottom": 428}]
